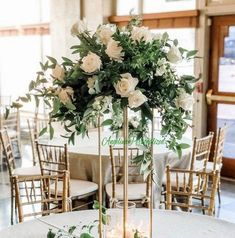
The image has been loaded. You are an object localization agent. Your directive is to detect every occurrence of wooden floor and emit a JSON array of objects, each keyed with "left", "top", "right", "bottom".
[{"left": 0, "top": 140, "right": 235, "bottom": 230}]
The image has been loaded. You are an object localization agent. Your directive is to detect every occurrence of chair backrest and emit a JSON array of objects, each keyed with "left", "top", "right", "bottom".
[
  {"left": 34, "top": 117, "right": 49, "bottom": 138},
  {"left": 190, "top": 132, "right": 214, "bottom": 172},
  {"left": 0, "top": 129, "right": 16, "bottom": 177},
  {"left": 165, "top": 165, "right": 219, "bottom": 216},
  {"left": 36, "top": 142, "right": 69, "bottom": 176},
  {"left": 1, "top": 108, "right": 20, "bottom": 137},
  {"left": 27, "top": 119, "right": 38, "bottom": 166},
  {"left": 213, "top": 126, "right": 227, "bottom": 170},
  {"left": 109, "top": 146, "right": 149, "bottom": 200},
  {"left": 13, "top": 171, "right": 69, "bottom": 223}
]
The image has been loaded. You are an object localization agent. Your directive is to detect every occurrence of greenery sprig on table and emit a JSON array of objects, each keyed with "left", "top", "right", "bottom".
[{"left": 8, "top": 15, "right": 198, "bottom": 179}]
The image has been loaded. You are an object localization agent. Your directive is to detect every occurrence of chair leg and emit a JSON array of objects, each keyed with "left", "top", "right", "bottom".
[
  {"left": 201, "top": 198, "right": 205, "bottom": 215},
  {"left": 217, "top": 185, "right": 221, "bottom": 208},
  {"left": 10, "top": 183, "right": 14, "bottom": 225}
]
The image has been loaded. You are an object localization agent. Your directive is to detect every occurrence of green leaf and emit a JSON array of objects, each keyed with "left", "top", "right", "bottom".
[
  {"left": 68, "top": 132, "right": 75, "bottom": 145},
  {"left": 141, "top": 103, "right": 153, "bottom": 121},
  {"left": 49, "top": 124, "right": 54, "bottom": 140},
  {"left": 173, "top": 39, "right": 178, "bottom": 46},
  {"left": 65, "top": 101, "right": 76, "bottom": 110},
  {"left": 5, "top": 107, "right": 10, "bottom": 119},
  {"left": 12, "top": 102, "right": 23, "bottom": 108},
  {"left": 29, "top": 80, "right": 35, "bottom": 91},
  {"left": 52, "top": 98, "right": 60, "bottom": 114},
  {"left": 46, "top": 56, "right": 57, "bottom": 65},
  {"left": 179, "top": 143, "right": 190, "bottom": 149},
  {"left": 68, "top": 225, "right": 76, "bottom": 234},
  {"left": 19, "top": 97, "right": 29, "bottom": 102},
  {"left": 39, "top": 127, "right": 47, "bottom": 137},
  {"left": 186, "top": 50, "right": 198, "bottom": 58},
  {"left": 47, "top": 229, "right": 56, "bottom": 238},
  {"left": 101, "top": 119, "right": 113, "bottom": 126},
  {"left": 62, "top": 57, "right": 73, "bottom": 63},
  {"left": 80, "top": 233, "right": 93, "bottom": 238}
]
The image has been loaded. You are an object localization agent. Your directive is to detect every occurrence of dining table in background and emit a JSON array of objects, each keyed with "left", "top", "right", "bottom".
[{"left": 39, "top": 130, "right": 192, "bottom": 206}]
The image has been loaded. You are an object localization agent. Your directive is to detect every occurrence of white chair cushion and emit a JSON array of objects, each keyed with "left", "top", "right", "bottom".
[
  {"left": 195, "top": 161, "right": 222, "bottom": 172},
  {"left": 13, "top": 166, "right": 41, "bottom": 177},
  {"left": 53, "top": 179, "right": 98, "bottom": 197},
  {"left": 105, "top": 182, "right": 147, "bottom": 200},
  {"left": 162, "top": 173, "right": 198, "bottom": 187}
]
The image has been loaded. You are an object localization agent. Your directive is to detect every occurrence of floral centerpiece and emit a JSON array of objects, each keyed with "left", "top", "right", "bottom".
[
  {"left": 8, "top": 15, "right": 198, "bottom": 238},
  {"left": 10, "top": 16, "right": 197, "bottom": 176}
]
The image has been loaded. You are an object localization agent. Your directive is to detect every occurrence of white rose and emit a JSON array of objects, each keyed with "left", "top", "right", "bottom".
[
  {"left": 128, "top": 90, "right": 147, "bottom": 108},
  {"left": 130, "top": 118, "right": 139, "bottom": 128},
  {"left": 96, "top": 24, "right": 116, "bottom": 45},
  {"left": 167, "top": 45, "right": 182, "bottom": 64},
  {"left": 87, "top": 76, "right": 96, "bottom": 89},
  {"left": 57, "top": 86, "right": 74, "bottom": 104},
  {"left": 176, "top": 89, "right": 194, "bottom": 111},
  {"left": 81, "top": 52, "right": 102, "bottom": 73},
  {"left": 155, "top": 58, "right": 167, "bottom": 76},
  {"left": 114, "top": 73, "right": 138, "bottom": 97},
  {"left": 92, "top": 100, "right": 102, "bottom": 111},
  {"left": 52, "top": 64, "right": 65, "bottom": 81},
  {"left": 131, "top": 26, "right": 152, "bottom": 43},
  {"left": 70, "top": 18, "right": 87, "bottom": 36},
  {"left": 105, "top": 39, "right": 124, "bottom": 61}
]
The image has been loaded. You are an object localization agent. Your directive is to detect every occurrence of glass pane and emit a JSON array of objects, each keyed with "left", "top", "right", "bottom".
[
  {"left": 0, "top": 0, "right": 50, "bottom": 26},
  {"left": 144, "top": 0, "right": 196, "bottom": 13},
  {"left": 217, "top": 104, "right": 235, "bottom": 159},
  {"left": 218, "top": 26, "right": 235, "bottom": 93},
  {"left": 117, "top": 0, "right": 140, "bottom": 15}
]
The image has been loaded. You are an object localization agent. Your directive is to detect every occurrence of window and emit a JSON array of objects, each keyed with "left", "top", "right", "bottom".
[
  {"left": 0, "top": 0, "right": 50, "bottom": 110},
  {"left": 117, "top": 0, "right": 196, "bottom": 16}
]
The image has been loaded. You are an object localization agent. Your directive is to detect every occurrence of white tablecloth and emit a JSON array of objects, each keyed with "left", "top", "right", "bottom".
[
  {"left": 39, "top": 131, "right": 192, "bottom": 205},
  {"left": 1, "top": 209, "right": 235, "bottom": 237}
]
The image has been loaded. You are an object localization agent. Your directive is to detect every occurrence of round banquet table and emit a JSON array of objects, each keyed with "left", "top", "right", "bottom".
[
  {"left": 1, "top": 209, "right": 235, "bottom": 237},
  {"left": 39, "top": 131, "right": 192, "bottom": 206}
]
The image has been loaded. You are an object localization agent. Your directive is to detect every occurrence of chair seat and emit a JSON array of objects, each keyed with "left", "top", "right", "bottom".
[
  {"left": 105, "top": 183, "right": 147, "bottom": 200},
  {"left": 13, "top": 166, "right": 41, "bottom": 177},
  {"left": 54, "top": 179, "right": 98, "bottom": 198},
  {"left": 162, "top": 173, "right": 198, "bottom": 187},
  {"left": 195, "top": 161, "right": 222, "bottom": 172}
]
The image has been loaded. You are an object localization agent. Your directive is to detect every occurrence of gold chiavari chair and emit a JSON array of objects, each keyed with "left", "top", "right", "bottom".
[
  {"left": 36, "top": 142, "right": 98, "bottom": 210},
  {"left": 13, "top": 171, "right": 69, "bottom": 223},
  {"left": 190, "top": 132, "right": 214, "bottom": 172},
  {"left": 0, "top": 129, "right": 42, "bottom": 224},
  {"left": 165, "top": 165, "right": 219, "bottom": 216},
  {"left": 1, "top": 108, "right": 21, "bottom": 158},
  {"left": 199, "top": 126, "right": 227, "bottom": 206},
  {"left": 161, "top": 132, "right": 214, "bottom": 204},
  {"left": 105, "top": 146, "right": 150, "bottom": 208}
]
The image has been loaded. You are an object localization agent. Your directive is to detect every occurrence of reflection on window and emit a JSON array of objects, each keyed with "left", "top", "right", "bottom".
[
  {"left": 219, "top": 26, "right": 235, "bottom": 93},
  {"left": 116, "top": 0, "right": 196, "bottom": 15}
]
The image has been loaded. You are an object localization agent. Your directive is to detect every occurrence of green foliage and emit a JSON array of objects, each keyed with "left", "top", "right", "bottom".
[{"left": 10, "top": 15, "right": 198, "bottom": 179}]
